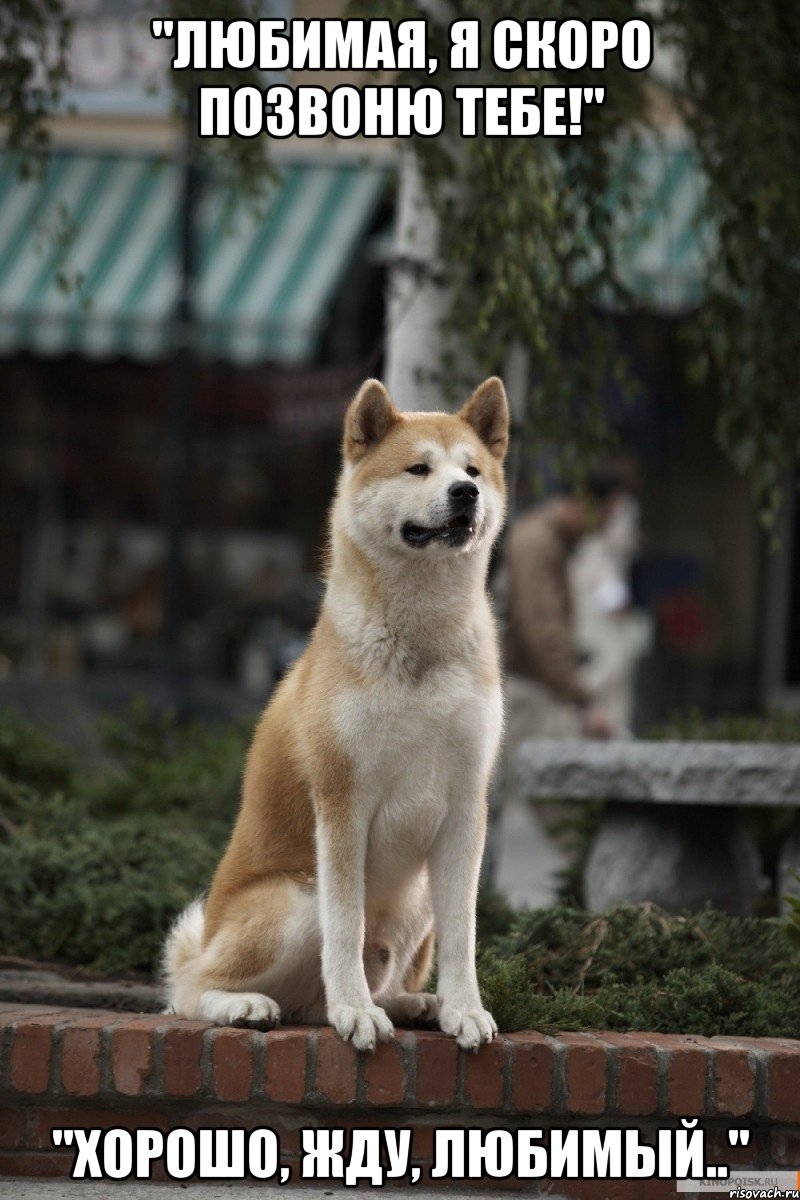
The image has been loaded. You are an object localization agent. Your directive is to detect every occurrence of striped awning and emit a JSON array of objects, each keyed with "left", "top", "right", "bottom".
[
  {"left": 611, "top": 134, "right": 711, "bottom": 313},
  {"left": 0, "top": 152, "right": 388, "bottom": 364}
]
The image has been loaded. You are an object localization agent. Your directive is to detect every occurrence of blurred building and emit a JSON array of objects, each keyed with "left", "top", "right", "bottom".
[
  {"left": 0, "top": 0, "right": 394, "bottom": 699},
  {"left": 0, "top": 1, "right": 793, "bottom": 724}
]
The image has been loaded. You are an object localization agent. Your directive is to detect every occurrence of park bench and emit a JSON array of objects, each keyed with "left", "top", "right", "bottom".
[{"left": 515, "top": 739, "right": 800, "bottom": 914}]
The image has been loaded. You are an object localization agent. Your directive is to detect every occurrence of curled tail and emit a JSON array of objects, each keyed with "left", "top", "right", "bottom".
[{"left": 161, "top": 898, "right": 205, "bottom": 1014}]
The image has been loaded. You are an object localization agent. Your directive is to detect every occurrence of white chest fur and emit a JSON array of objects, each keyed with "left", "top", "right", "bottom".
[{"left": 331, "top": 660, "right": 502, "bottom": 891}]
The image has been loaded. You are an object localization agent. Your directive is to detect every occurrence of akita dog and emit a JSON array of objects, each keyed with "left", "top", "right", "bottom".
[{"left": 163, "top": 376, "right": 509, "bottom": 1051}]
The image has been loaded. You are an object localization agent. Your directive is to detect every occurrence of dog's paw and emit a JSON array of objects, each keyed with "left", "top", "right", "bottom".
[
  {"left": 329, "top": 1003, "right": 394, "bottom": 1051},
  {"left": 438, "top": 1002, "right": 497, "bottom": 1050},
  {"left": 384, "top": 992, "right": 440, "bottom": 1025},
  {"left": 199, "top": 989, "right": 281, "bottom": 1029}
]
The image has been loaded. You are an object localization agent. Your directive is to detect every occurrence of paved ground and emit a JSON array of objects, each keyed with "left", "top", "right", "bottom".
[
  {"left": 493, "top": 796, "right": 567, "bottom": 909},
  {"left": 0, "top": 1182, "right": 565, "bottom": 1199}
]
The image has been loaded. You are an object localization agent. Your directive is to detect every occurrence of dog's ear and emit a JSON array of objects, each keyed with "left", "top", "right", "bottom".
[
  {"left": 459, "top": 377, "right": 509, "bottom": 460},
  {"left": 344, "top": 379, "right": 400, "bottom": 462}
]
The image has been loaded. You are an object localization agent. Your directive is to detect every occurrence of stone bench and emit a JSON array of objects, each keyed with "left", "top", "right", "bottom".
[{"left": 516, "top": 740, "right": 800, "bottom": 914}]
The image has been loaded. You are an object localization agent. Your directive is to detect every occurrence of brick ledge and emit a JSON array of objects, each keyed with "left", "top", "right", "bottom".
[
  {"left": 1, "top": 1002, "right": 799, "bottom": 1117},
  {"left": 1, "top": 1003, "right": 799, "bottom": 1194}
]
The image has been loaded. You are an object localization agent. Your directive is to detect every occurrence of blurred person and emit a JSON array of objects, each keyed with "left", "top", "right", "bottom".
[
  {"left": 504, "top": 468, "right": 628, "bottom": 743},
  {"left": 489, "top": 468, "right": 628, "bottom": 908},
  {"left": 570, "top": 490, "right": 653, "bottom": 732}
]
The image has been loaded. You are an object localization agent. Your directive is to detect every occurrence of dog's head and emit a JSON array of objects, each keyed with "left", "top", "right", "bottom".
[{"left": 336, "top": 378, "right": 509, "bottom": 562}]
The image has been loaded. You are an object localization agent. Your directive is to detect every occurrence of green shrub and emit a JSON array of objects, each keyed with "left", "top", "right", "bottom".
[
  {"left": 90, "top": 697, "right": 248, "bottom": 819},
  {"left": 475, "top": 902, "right": 800, "bottom": 1037},
  {"left": 785, "top": 873, "right": 800, "bottom": 953},
  {"left": 479, "top": 959, "right": 799, "bottom": 1040},
  {"left": 648, "top": 707, "right": 800, "bottom": 743},
  {"left": 0, "top": 815, "right": 226, "bottom": 974},
  {"left": 0, "top": 701, "right": 246, "bottom": 975},
  {"left": 0, "top": 708, "right": 74, "bottom": 791},
  {"left": 494, "top": 903, "right": 794, "bottom": 989}
]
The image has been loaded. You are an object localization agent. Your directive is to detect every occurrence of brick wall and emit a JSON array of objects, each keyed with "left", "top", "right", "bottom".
[{"left": 1, "top": 1004, "right": 799, "bottom": 1196}]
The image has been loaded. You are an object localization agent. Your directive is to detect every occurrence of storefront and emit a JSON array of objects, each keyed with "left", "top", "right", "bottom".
[{"left": 0, "top": 149, "right": 391, "bottom": 685}]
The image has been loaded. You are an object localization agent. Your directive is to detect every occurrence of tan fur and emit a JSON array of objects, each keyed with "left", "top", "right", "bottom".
[
  {"left": 403, "top": 928, "right": 436, "bottom": 993},
  {"left": 164, "top": 377, "right": 509, "bottom": 1050}
]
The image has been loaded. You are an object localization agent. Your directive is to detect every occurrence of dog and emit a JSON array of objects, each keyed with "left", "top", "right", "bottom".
[{"left": 163, "top": 376, "right": 509, "bottom": 1051}]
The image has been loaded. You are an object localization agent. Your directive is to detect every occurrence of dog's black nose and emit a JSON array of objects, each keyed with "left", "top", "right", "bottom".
[{"left": 449, "top": 480, "right": 479, "bottom": 508}]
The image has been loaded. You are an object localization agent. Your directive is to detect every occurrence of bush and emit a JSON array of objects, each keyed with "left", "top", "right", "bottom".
[
  {"left": 0, "top": 817, "right": 225, "bottom": 974},
  {"left": 90, "top": 697, "right": 248, "bottom": 819},
  {"left": 475, "top": 897, "right": 800, "bottom": 1037},
  {"left": 648, "top": 706, "right": 800, "bottom": 743},
  {"left": 0, "top": 701, "right": 247, "bottom": 974},
  {"left": 0, "top": 708, "right": 74, "bottom": 792}
]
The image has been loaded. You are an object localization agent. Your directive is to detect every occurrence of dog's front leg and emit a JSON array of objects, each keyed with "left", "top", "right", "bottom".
[
  {"left": 316, "top": 809, "right": 394, "bottom": 1051},
  {"left": 428, "top": 795, "right": 497, "bottom": 1050}
]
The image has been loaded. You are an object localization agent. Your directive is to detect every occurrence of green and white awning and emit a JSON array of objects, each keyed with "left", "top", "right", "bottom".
[
  {"left": 0, "top": 153, "right": 388, "bottom": 364},
  {"left": 611, "top": 133, "right": 711, "bottom": 312},
  {"left": 0, "top": 137, "right": 709, "bottom": 363}
]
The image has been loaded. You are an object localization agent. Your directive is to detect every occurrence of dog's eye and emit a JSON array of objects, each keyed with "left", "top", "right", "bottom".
[
  {"left": 466, "top": 465, "right": 480, "bottom": 478},
  {"left": 406, "top": 463, "right": 430, "bottom": 476}
]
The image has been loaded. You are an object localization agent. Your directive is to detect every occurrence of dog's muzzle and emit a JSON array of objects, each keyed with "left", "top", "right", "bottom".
[{"left": 401, "top": 482, "right": 480, "bottom": 548}]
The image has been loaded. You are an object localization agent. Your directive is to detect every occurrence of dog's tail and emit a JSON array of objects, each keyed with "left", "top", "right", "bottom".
[{"left": 161, "top": 898, "right": 206, "bottom": 1014}]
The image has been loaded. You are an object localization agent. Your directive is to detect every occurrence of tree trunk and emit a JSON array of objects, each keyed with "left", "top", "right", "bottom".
[{"left": 383, "top": 151, "right": 452, "bottom": 412}]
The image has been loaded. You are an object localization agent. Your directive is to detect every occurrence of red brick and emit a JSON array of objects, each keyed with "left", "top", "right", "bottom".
[
  {"left": 241, "top": 1115, "right": 302, "bottom": 1155},
  {"left": 415, "top": 1032, "right": 457, "bottom": 1106},
  {"left": 770, "top": 1127, "right": 800, "bottom": 1167},
  {"left": 407, "top": 1122, "right": 435, "bottom": 1162},
  {"left": 10, "top": 1017, "right": 62, "bottom": 1093},
  {"left": 539, "top": 1180, "right": 676, "bottom": 1200},
  {"left": 314, "top": 1029, "right": 358, "bottom": 1104},
  {"left": 337, "top": 1116, "right": 407, "bottom": 1136},
  {"left": 60, "top": 1025, "right": 105, "bottom": 1096},
  {"left": 463, "top": 1036, "right": 506, "bottom": 1110},
  {"left": 0, "top": 1107, "right": 26, "bottom": 1149},
  {"left": 538, "top": 1182, "right": 633, "bottom": 1200},
  {"left": 712, "top": 1047, "right": 755, "bottom": 1117},
  {"left": 0, "top": 1006, "right": 63, "bottom": 1025},
  {"left": 363, "top": 1034, "right": 408, "bottom": 1105},
  {"left": 601, "top": 1033, "right": 658, "bottom": 1116},
  {"left": 562, "top": 1033, "right": 606, "bottom": 1115},
  {"left": 211, "top": 1027, "right": 254, "bottom": 1102},
  {"left": 639, "top": 1034, "right": 710, "bottom": 1117},
  {"left": 459, "top": 1171, "right": 524, "bottom": 1192},
  {"left": 181, "top": 1109, "right": 251, "bottom": 1133},
  {"left": 413, "top": 1164, "right": 437, "bottom": 1191},
  {"left": 109, "top": 1014, "right": 172, "bottom": 1034},
  {"left": 111, "top": 1022, "right": 159, "bottom": 1096},
  {"left": 749, "top": 1037, "right": 800, "bottom": 1052},
  {"left": 713, "top": 1035, "right": 788, "bottom": 1052},
  {"left": 264, "top": 1029, "right": 309, "bottom": 1103},
  {"left": 640, "top": 1181, "right": 691, "bottom": 1200},
  {"left": 769, "top": 1047, "right": 800, "bottom": 1122},
  {"left": 147, "top": 1161, "right": 174, "bottom": 1184},
  {"left": 162, "top": 1022, "right": 209, "bottom": 1097},
  {"left": 52, "top": 1008, "right": 120, "bottom": 1022},
  {"left": 508, "top": 1033, "right": 554, "bottom": 1113},
  {"left": 0, "top": 1151, "right": 74, "bottom": 1178},
  {"left": 705, "top": 1124, "right": 759, "bottom": 1167},
  {"left": 29, "top": 1108, "right": 169, "bottom": 1150}
]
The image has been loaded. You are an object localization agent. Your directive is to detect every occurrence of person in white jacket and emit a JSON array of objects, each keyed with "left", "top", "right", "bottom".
[{"left": 570, "top": 492, "right": 652, "bottom": 734}]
